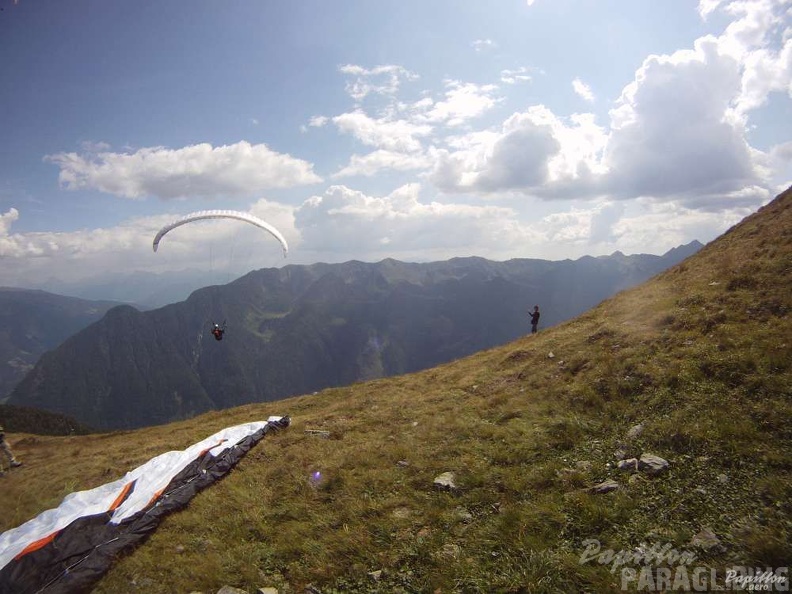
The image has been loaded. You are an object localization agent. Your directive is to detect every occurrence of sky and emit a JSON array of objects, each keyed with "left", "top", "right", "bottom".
[{"left": 1, "top": 0, "right": 791, "bottom": 289}]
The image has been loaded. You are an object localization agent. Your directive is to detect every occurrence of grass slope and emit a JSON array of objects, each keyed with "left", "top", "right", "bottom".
[{"left": 1, "top": 187, "right": 791, "bottom": 593}]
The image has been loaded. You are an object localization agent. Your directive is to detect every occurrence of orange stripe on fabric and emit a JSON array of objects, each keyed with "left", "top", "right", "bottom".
[
  {"left": 145, "top": 488, "right": 165, "bottom": 509},
  {"left": 198, "top": 438, "right": 227, "bottom": 458},
  {"left": 108, "top": 481, "right": 135, "bottom": 512},
  {"left": 14, "top": 531, "right": 59, "bottom": 560}
]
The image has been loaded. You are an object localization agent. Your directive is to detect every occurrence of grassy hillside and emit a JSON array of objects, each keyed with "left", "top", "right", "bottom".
[
  {"left": 1, "top": 188, "right": 790, "bottom": 593},
  {"left": 0, "top": 403, "right": 93, "bottom": 435}
]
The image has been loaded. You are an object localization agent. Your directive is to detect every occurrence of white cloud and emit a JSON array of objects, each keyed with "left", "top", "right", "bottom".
[
  {"left": 333, "top": 150, "right": 431, "bottom": 178},
  {"left": 423, "top": 0, "right": 787, "bottom": 209},
  {"left": 500, "top": 67, "right": 533, "bottom": 84},
  {"left": 472, "top": 39, "right": 496, "bottom": 52},
  {"left": 301, "top": 115, "right": 329, "bottom": 133},
  {"left": 332, "top": 110, "right": 433, "bottom": 153},
  {"left": 609, "top": 198, "right": 751, "bottom": 253},
  {"left": 0, "top": 202, "right": 297, "bottom": 286},
  {"left": 428, "top": 106, "right": 608, "bottom": 195},
  {"left": 338, "top": 64, "right": 418, "bottom": 102},
  {"left": 320, "top": 0, "right": 785, "bottom": 217},
  {"left": 698, "top": 0, "right": 724, "bottom": 19},
  {"left": 572, "top": 77, "right": 595, "bottom": 102},
  {"left": 293, "top": 184, "right": 535, "bottom": 257},
  {"left": 0, "top": 207, "right": 19, "bottom": 238},
  {"left": 0, "top": 206, "right": 165, "bottom": 278},
  {"left": 706, "top": 0, "right": 792, "bottom": 117},
  {"left": 604, "top": 36, "right": 760, "bottom": 201},
  {"left": 46, "top": 141, "right": 322, "bottom": 200},
  {"left": 308, "top": 115, "right": 329, "bottom": 127},
  {"left": 414, "top": 80, "right": 502, "bottom": 127},
  {"left": 734, "top": 35, "right": 792, "bottom": 115}
]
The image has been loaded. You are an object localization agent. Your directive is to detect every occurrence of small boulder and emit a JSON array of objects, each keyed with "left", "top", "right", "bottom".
[
  {"left": 638, "top": 453, "right": 669, "bottom": 475},
  {"left": 626, "top": 423, "right": 644, "bottom": 440},
  {"left": 618, "top": 458, "right": 639, "bottom": 472},
  {"left": 689, "top": 527, "right": 723, "bottom": 552},
  {"left": 589, "top": 479, "right": 620, "bottom": 494},
  {"left": 217, "top": 587, "right": 249, "bottom": 594},
  {"left": 433, "top": 472, "right": 458, "bottom": 491}
]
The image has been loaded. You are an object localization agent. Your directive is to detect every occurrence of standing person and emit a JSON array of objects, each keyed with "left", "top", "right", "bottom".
[
  {"left": 0, "top": 423, "right": 22, "bottom": 470},
  {"left": 529, "top": 305, "right": 540, "bottom": 334}
]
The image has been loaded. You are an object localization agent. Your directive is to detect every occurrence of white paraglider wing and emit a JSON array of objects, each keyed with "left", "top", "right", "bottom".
[{"left": 152, "top": 210, "right": 288, "bottom": 257}]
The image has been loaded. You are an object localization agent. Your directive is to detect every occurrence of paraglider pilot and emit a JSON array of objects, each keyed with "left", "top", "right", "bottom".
[
  {"left": 530, "top": 305, "right": 540, "bottom": 334},
  {"left": 211, "top": 322, "right": 226, "bottom": 341}
]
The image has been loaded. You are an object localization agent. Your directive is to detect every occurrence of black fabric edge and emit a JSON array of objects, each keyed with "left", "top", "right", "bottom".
[{"left": 0, "top": 417, "right": 290, "bottom": 594}]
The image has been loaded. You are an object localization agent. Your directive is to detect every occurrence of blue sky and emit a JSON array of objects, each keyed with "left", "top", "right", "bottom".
[{"left": 1, "top": 0, "right": 791, "bottom": 289}]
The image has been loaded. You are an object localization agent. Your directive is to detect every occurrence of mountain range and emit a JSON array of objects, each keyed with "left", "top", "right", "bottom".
[
  {"left": 0, "top": 289, "right": 122, "bottom": 401},
  {"left": 8, "top": 243, "right": 701, "bottom": 430}
]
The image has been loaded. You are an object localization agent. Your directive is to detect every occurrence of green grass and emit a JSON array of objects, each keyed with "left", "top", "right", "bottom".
[{"left": 2, "top": 187, "right": 792, "bottom": 593}]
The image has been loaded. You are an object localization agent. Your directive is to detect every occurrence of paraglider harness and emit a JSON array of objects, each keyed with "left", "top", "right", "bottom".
[{"left": 211, "top": 321, "right": 226, "bottom": 341}]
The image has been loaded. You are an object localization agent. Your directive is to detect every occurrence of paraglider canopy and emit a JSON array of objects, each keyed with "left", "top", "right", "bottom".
[{"left": 152, "top": 209, "right": 288, "bottom": 257}]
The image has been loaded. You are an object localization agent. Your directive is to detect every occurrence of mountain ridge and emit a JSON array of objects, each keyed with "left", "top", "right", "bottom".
[
  {"left": 0, "top": 288, "right": 124, "bottom": 401},
  {"left": 9, "top": 243, "right": 702, "bottom": 429}
]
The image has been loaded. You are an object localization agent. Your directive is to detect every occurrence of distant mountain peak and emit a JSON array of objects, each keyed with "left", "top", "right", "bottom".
[{"left": 662, "top": 240, "right": 704, "bottom": 260}]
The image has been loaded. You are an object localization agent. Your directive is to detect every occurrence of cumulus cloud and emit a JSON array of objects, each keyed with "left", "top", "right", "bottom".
[
  {"left": 333, "top": 150, "right": 432, "bottom": 178},
  {"left": 308, "top": 77, "right": 501, "bottom": 179},
  {"left": 46, "top": 141, "right": 322, "bottom": 200},
  {"left": 698, "top": 0, "right": 724, "bottom": 19},
  {"left": 429, "top": 106, "right": 608, "bottom": 196},
  {"left": 475, "top": 119, "right": 561, "bottom": 192},
  {"left": 332, "top": 110, "right": 433, "bottom": 153},
  {"left": 0, "top": 205, "right": 164, "bottom": 274},
  {"left": 609, "top": 198, "right": 751, "bottom": 254},
  {"left": 413, "top": 80, "right": 502, "bottom": 127},
  {"left": 590, "top": 0, "right": 792, "bottom": 210},
  {"left": 420, "top": 0, "right": 786, "bottom": 209},
  {"left": 294, "top": 183, "right": 534, "bottom": 257},
  {"left": 308, "top": 115, "right": 329, "bottom": 127},
  {"left": 572, "top": 77, "right": 595, "bottom": 102},
  {"left": 0, "top": 207, "right": 19, "bottom": 237},
  {"left": 701, "top": 0, "right": 792, "bottom": 117},
  {"left": 0, "top": 201, "right": 297, "bottom": 286},
  {"left": 338, "top": 64, "right": 418, "bottom": 102},
  {"left": 605, "top": 36, "right": 759, "bottom": 200}
]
